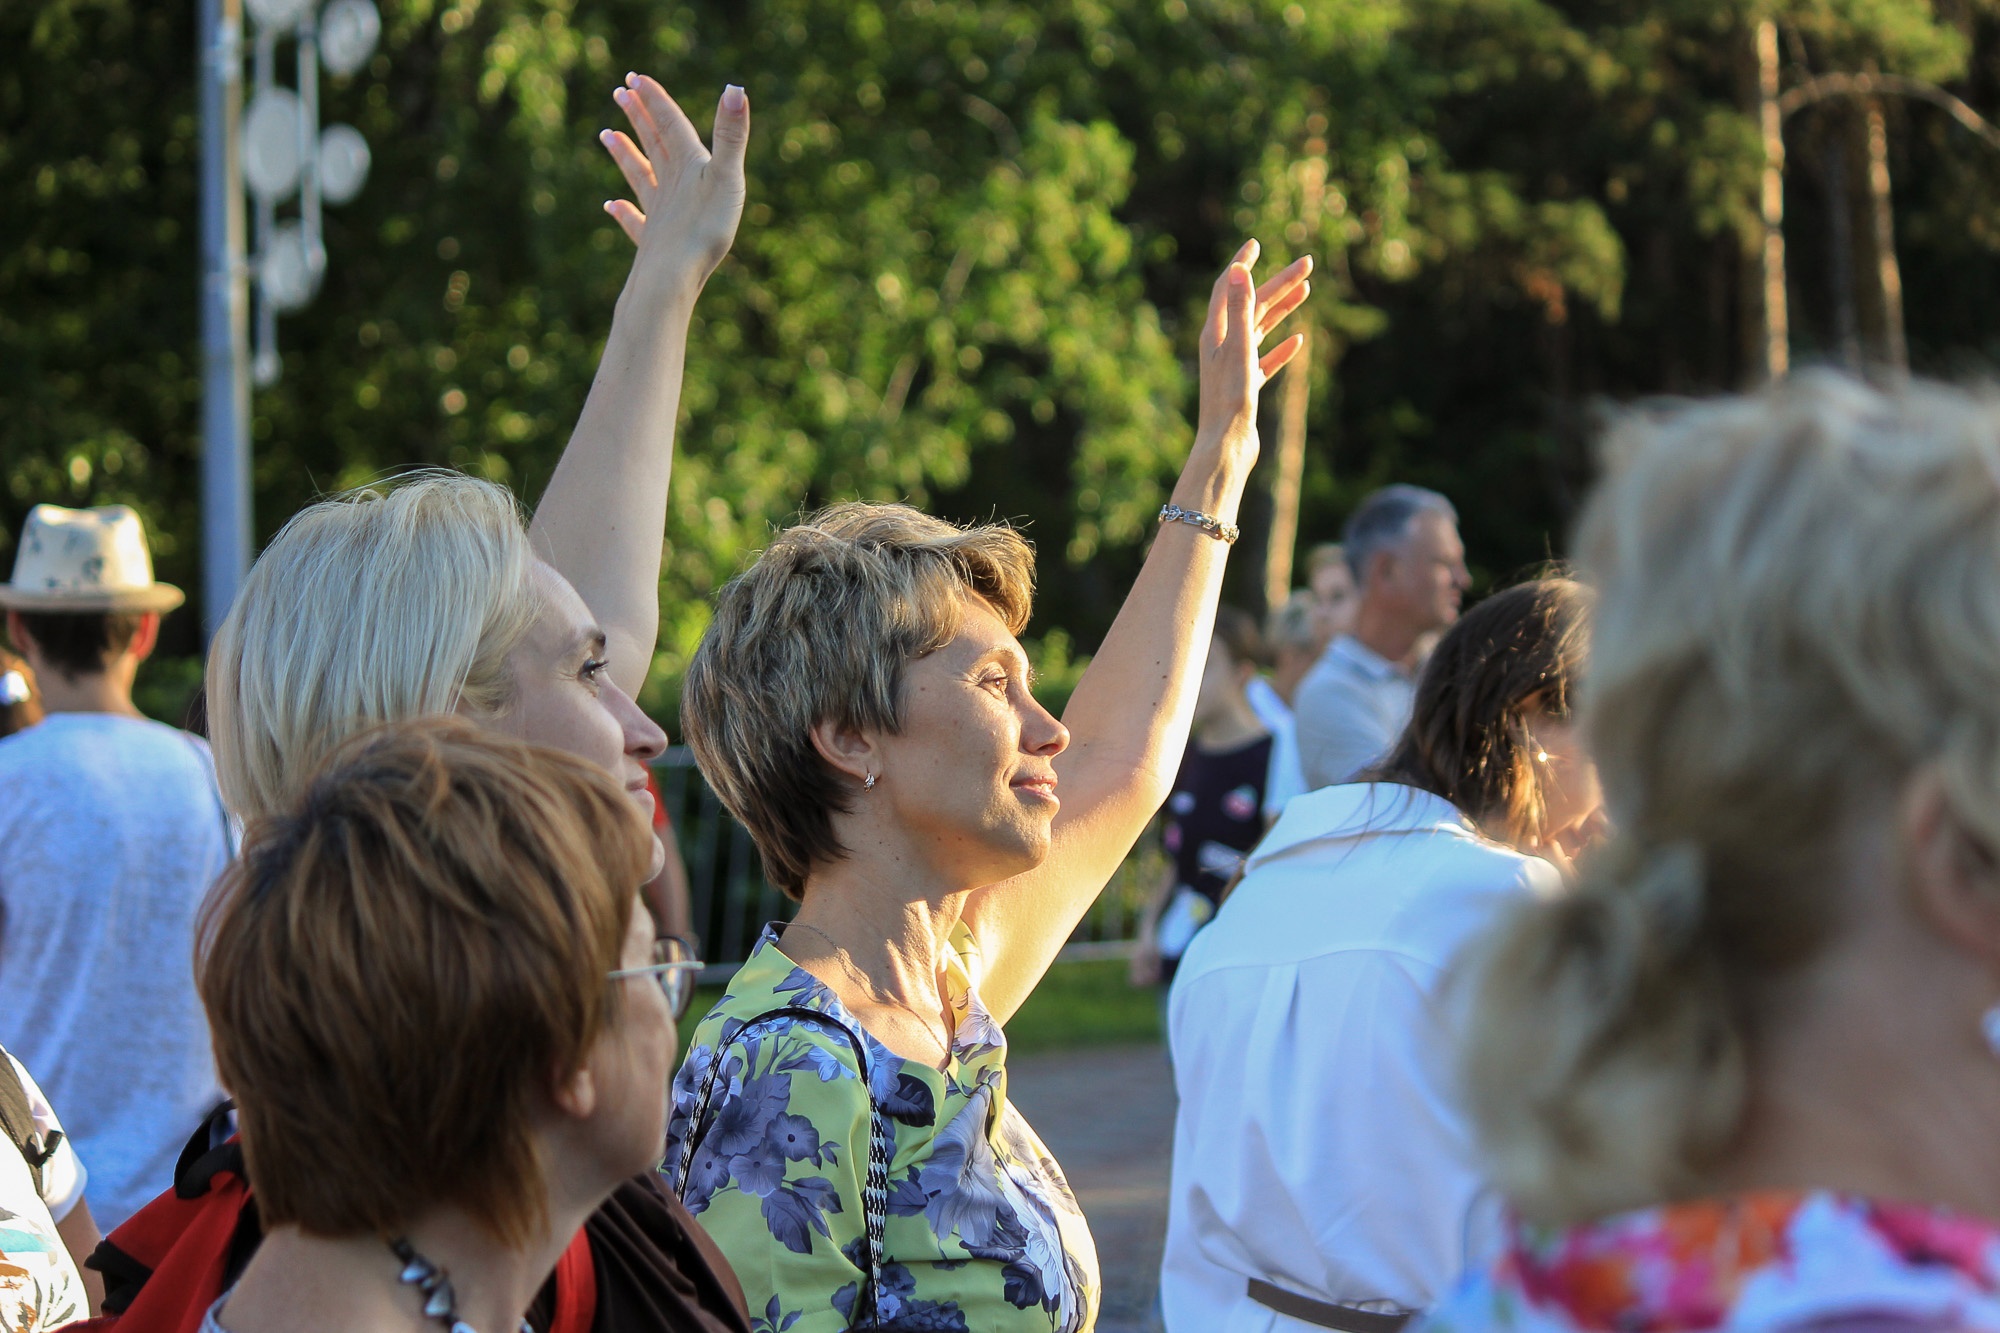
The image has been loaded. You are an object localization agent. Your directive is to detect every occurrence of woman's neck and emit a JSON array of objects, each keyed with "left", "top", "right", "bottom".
[
  {"left": 216, "top": 1204, "right": 572, "bottom": 1333},
  {"left": 1707, "top": 937, "right": 2000, "bottom": 1223},
  {"left": 783, "top": 869, "right": 970, "bottom": 1064}
]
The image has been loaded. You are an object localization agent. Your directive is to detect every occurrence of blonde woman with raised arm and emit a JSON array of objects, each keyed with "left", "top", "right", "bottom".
[
  {"left": 667, "top": 244, "right": 1310, "bottom": 1333},
  {"left": 193, "top": 74, "right": 756, "bottom": 1333},
  {"left": 1424, "top": 373, "right": 2000, "bottom": 1333}
]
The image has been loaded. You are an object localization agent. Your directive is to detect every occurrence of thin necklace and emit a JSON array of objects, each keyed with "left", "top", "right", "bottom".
[
  {"left": 785, "top": 921, "right": 954, "bottom": 1054},
  {"left": 389, "top": 1236, "right": 530, "bottom": 1333}
]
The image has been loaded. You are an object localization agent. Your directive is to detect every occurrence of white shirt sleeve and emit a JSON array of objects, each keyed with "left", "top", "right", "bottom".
[
  {"left": 6, "top": 1056, "right": 86, "bottom": 1222},
  {"left": 1167, "top": 950, "right": 1499, "bottom": 1317},
  {"left": 1262, "top": 716, "right": 1307, "bottom": 821}
]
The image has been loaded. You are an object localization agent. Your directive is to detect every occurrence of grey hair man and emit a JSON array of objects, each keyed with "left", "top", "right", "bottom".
[{"left": 1292, "top": 485, "right": 1469, "bottom": 789}]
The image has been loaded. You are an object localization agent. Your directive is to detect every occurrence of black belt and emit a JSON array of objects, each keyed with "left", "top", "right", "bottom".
[{"left": 1246, "top": 1279, "right": 1413, "bottom": 1333}]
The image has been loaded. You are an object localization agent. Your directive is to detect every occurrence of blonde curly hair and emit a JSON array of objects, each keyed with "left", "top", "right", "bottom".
[{"left": 1463, "top": 372, "right": 2000, "bottom": 1224}]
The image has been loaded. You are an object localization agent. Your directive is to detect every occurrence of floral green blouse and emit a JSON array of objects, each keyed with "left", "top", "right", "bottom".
[{"left": 665, "top": 923, "right": 1099, "bottom": 1333}]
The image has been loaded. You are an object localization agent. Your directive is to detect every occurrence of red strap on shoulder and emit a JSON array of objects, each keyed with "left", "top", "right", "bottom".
[
  {"left": 105, "top": 1171, "right": 253, "bottom": 1333},
  {"left": 550, "top": 1226, "right": 596, "bottom": 1333}
]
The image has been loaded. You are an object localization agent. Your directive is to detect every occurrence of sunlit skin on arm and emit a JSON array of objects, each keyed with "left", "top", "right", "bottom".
[
  {"left": 962, "top": 242, "right": 1312, "bottom": 1024},
  {"left": 528, "top": 75, "right": 749, "bottom": 699}
]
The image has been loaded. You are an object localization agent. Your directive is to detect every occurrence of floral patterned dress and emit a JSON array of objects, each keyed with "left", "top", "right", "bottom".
[
  {"left": 1420, "top": 1190, "right": 2000, "bottom": 1333},
  {"left": 666, "top": 923, "right": 1099, "bottom": 1333}
]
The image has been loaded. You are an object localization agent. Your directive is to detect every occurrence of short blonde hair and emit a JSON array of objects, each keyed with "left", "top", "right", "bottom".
[
  {"left": 198, "top": 717, "right": 650, "bottom": 1245},
  {"left": 207, "top": 473, "right": 541, "bottom": 820},
  {"left": 1464, "top": 372, "right": 2000, "bottom": 1224},
  {"left": 682, "top": 503, "right": 1035, "bottom": 898}
]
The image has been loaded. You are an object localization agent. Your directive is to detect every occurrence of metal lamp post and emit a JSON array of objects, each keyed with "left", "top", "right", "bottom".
[{"left": 197, "top": 0, "right": 379, "bottom": 639}]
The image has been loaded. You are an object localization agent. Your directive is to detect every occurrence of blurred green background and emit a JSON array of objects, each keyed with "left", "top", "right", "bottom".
[{"left": 13, "top": 0, "right": 2000, "bottom": 731}]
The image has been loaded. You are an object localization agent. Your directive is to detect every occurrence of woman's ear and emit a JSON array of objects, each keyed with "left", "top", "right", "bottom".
[
  {"left": 1903, "top": 767, "right": 2000, "bottom": 966},
  {"left": 552, "top": 1063, "right": 597, "bottom": 1122},
  {"left": 808, "top": 718, "right": 879, "bottom": 786}
]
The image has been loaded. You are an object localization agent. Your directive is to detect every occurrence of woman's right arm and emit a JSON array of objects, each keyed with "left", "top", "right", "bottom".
[{"left": 527, "top": 77, "right": 748, "bottom": 699}]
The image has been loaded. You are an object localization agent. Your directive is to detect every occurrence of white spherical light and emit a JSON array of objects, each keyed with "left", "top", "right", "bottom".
[
  {"left": 318, "top": 123, "right": 371, "bottom": 205},
  {"left": 242, "top": 87, "right": 305, "bottom": 201},
  {"left": 245, "top": 0, "right": 314, "bottom": 31},
  {"left": 319, "top": 0, "right": 381, "bottom": 78},
  {"left": 260, "top": 222, "right": 318, "bottom": 312}
]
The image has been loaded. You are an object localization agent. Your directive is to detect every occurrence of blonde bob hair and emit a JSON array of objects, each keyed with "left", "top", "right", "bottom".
[
  {"left": 198, "top": 717, "right": 650, "bottom": 1246},
  {"left": 207, "top": 473, "right": 542, "bottom": 820},
  {"left": 682, "top": 503, "right": 1035, "bottom": 898},
  {"left": 1464, "top": 372, "right": 2000, "bottom": 1225}
]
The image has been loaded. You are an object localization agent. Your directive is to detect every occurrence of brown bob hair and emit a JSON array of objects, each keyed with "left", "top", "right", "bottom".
[
  {"left": 196, "top": 717, "right": 651, "bottom": 1245},
  {"left": 682, "top": 503, "right": 1036, "bottom": 899},
  {"left": 1369, "top": 576, "right": 1590, "bottom": 848}
]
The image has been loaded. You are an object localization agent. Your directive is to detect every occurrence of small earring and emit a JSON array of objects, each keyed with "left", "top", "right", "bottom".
[
  {"left": 1981, "top": 1005, "right": 2000, "bottom": 1058},
  {"left": 863, "top": 773, "right": 877, "bottom": 790}
]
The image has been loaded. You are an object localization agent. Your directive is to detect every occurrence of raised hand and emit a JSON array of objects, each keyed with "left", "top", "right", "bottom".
[
  {"left": 598, "top": 74, "right": 750, "bottom": 288},
  {"left": 1194, "top": 240, "right": 1312, "bottom": 466}
]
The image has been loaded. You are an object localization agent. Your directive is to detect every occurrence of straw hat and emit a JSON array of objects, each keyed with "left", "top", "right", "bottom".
[{"left": 0, "top": 504, "right": 185, "bottom": 613}]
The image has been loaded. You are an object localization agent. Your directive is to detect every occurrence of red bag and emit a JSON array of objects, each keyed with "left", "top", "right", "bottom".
[{"left": 79, "top": 1106, "right": 595, "bottom": 1333}]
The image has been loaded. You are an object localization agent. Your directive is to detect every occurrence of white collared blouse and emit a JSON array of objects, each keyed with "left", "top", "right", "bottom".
[{"left": 1161, "top": 783, "right": 1563, "bottom": 1332}]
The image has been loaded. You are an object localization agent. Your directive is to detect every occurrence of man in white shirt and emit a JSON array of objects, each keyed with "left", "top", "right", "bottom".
[
  {"left": 1161, "top": 783, "right": 1560, "bottom": 1331},
  {"left": 0, "top": 506, "right": 229, "bottom": 1229},
  {"left": 1293, "top": 487, "right": 1468, "bottom": 789}
]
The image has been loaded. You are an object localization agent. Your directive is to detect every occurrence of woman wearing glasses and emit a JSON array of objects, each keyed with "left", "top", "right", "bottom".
[{"left": 197, "top": 719, "right": 693, "bottom": 1333}]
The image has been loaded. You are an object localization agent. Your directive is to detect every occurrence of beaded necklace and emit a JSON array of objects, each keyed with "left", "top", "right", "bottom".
[{"left": 388, "top": 1236, "right": 533, "bottom": 1333}]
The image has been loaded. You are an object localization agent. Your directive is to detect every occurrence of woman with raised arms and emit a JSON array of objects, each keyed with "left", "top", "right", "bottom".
[
  {"left": 190, "top": 73, "right": 753, "bottom": 1332},
  {"left": 667, "top": 245, "right": 1311, "bottom": 1333}
]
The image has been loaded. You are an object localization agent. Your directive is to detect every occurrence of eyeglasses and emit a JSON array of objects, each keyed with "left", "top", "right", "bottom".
[{"left": 609, "top": 935, "right": 704, "bottom": 1019}]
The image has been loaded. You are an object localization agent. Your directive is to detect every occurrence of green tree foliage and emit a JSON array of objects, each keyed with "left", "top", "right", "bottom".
[{"left": 5, "top": 0, "right": 1998, "bottom": 708}]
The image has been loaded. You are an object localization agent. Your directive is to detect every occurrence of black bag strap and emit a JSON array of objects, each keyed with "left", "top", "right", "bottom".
[
  {"left": 669, "top": 1006, "right": 891, "bottom": 1330},
  {"left": 0, "top": 1044, "right": 62, "bottom": 1198}
]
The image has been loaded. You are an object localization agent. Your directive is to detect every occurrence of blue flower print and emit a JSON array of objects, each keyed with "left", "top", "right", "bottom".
[
  {"left": 831, "top": 1242, "right": 971, "bottom": 1333},
  {"left": 875, "top": 1067, "right": 937, "bottom": 1126},
  {"left": 773, "top": 965, "right": 836, "bottom": 1008},
  {"left": 733, "top": 1138, "right": 788, "bottom": 1197},
  {"left": 919, "top": 1085, "right": 1017, "bottom": 1248},
  {"left": 683, "top": 1141, "right": 734, "bottom": 1213},
  {"left": 750, "top": 1294, "right": 801, "bottom": 1333},
  {"left": 769, "top": 1113, "right": 823, "bottom": 1163},
  {"left": 669, "top": 924, "right": 1097, "bottom": 1333},
  {"left": 779, "top": 1040, "right": 850, "bottom": 1083},
  {"left": 711, "top": 1071, "right": 789, "bottom": 1155},
  {"left": 762, "top": 1176, "right": 842, "bottom": 1255}
]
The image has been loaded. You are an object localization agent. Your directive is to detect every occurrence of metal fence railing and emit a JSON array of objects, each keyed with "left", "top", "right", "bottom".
[{"left": 654, "top": 747, "right": 1161, "bottom": 985}]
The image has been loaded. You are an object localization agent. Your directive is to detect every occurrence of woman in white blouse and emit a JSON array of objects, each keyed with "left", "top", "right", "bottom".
[{"left": 1161, "top": 577, "right": 1600, "bottom": 1332}]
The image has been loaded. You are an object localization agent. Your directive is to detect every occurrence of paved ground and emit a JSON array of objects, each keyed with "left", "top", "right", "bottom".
[{"left": 1008, "top": 1043, "right": 1175, "bottom": 1333}]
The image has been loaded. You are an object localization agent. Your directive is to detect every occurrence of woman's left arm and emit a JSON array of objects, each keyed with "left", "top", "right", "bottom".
[
  {"left": 528, "top": 75, "right": 748, "bottom": 698},
  {"left": 964, "top": 242, "right": 1310, "bottom": 1023}
]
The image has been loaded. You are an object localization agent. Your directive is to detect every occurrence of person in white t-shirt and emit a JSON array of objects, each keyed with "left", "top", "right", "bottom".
[
  {"left": 1162, "top": 577, "right": 1601, "bottom": 1333},
  {"left": 0, "top": 505, "right": 231, "bottom": 1230}
]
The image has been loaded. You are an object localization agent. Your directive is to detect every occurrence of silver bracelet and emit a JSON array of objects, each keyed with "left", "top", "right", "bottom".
[{"left": 1159, "top": 503, "right": 1240, "bottom": 545}]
